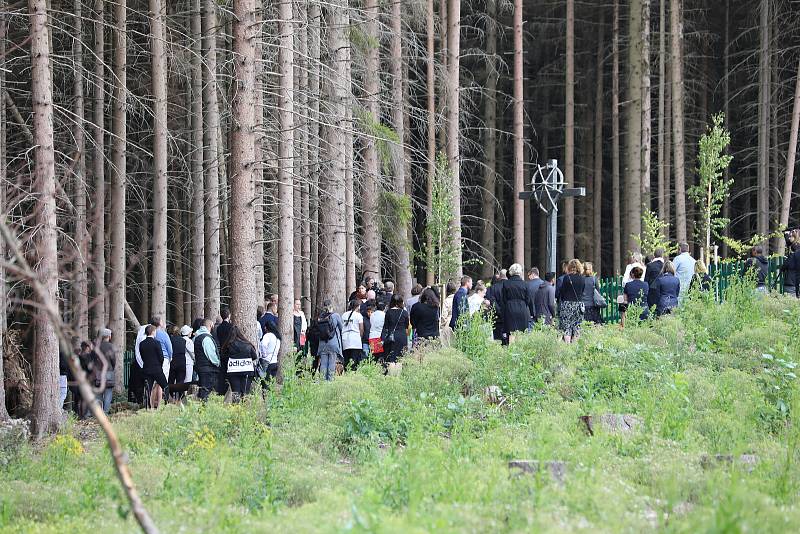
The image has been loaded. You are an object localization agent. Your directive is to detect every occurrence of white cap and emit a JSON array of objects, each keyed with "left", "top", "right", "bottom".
[{"left": 180, "top": 325, "right": 192, "bottom": 336}]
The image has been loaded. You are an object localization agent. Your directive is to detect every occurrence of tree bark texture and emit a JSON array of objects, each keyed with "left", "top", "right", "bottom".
[
  {"left": 780, "top": 55, "right": 800, "bottom": 242},
  {"left": 446, "top": 0, "right": 462, "bottom": 276},
  {"left": 612, "top": 0, "right": 621, "bottom": 271},
  {"left": 91, "top": 0, "right": 107, "bottom": 339},
  {"left": 481, "top": 0, "right": 498, "bottom": 278},
  {"left": 626, "top": 0, "right": 643, "bottom": 252},
  {"left": 203, "top": 0, "right": 221, "bottom": 320},
  {"left": 72, "top": 0, "right": 88, "bottom": 338},
  {"left": 362, "top": 0, "right": 381, "bottom": 284},
  {"left": 593, "top": 17, "right": 604, "bottom": 275},
  {"left": 671, "top": 0, "right": 687, "bottom": 242},
  {"left": 512, "top": 0, "right": 525, "bottom": 266},
  {"left": 564, "top": 0, "right": 576, "bottom": 260},
  {"left": 190, "top": 0, "right": 205, "bottom": 319}
]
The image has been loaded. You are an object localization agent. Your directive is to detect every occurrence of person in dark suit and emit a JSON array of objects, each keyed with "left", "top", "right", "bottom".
[
  {"left": 486, "top": 270, "right": 507, "bottom": 342},
  {"left": 534, "top": 272, "right": 557, "bottom": 325},
  {"left": 139, "top": 325, "right": 168, "bottom": 409},
  {"left": 449, "top": 276, "right": 472, "bottom": 330},
  {"left": 526, "top": 267, "right": 544, "bottom": 328},
  {"left": 644, "top": 248, "right": 666, "bottom": 286},
  {"left": 650, "top": 260, "right": 681, "bottom": 316},
  {"left": 500, "top": 264, "right": 536, "bottom": 343}
]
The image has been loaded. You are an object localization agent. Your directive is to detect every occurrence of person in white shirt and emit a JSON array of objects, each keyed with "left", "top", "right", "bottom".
[
  {"left": 367, "top": 301, "right": 386, "bottom": 358},
  {"left": 180, "top": 325, "right": 195, "bottom": 383},
  {"left": 672, "top": 242, "right": 696, "bottom": 301},
  {"left": 293, "top": 298, "right": 308, "bottom": 351},
  {"left": 341, "top": 299, "right": 364, "bottom": 371},
  {"left": 468, "top": 280, "right": 488, "bottom": 315},
  {"left": 258, "top": 320, "right": 281, "bottom": 392},
  {"left": 622, "top": 252, "right": 646, "bottom": 284}
]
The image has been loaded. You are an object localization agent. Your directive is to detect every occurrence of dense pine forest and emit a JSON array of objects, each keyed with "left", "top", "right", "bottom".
[{"left": 2, "top": 0, "right": 800, "bottom": 430}]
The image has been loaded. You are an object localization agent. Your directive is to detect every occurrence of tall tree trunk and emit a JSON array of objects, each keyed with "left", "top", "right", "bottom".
[
  {"left": 150, "top": 0, "right": 168, "bottom": 320},
  {"left": 657, "top": 0, "right": 666, "bottom": 220},
  {"left": 481, "top": 0, "right": 497, "bottom": 279},
  {"left": 0, "top": 12, "right": 9, "bottom": 422},
  {"left": 446, "top": 0, "right": 462, "bottom": 276},
  {"left": 593, "top": 16, "right": 605, "bottom": 275},
  {"left": 512, "top": 0, "right": 525, "bottom": 266},
  {"left": 390, "top": 0, "right": 412, "bottom": 297},
  {"left": 109, "top": 0, "right": 127, "bottom": 358},
  {"left": 671, "top": 0, "right": 687, "bottom": 242},
  {"left": 320, "top": 0, "right": 349, "bottom": 312},
  {"left": 277, "top": 0, "right": 294, "bottom": 380},
  {"left": 564, "top": 0, "right": 576, "bottom": 259},
  {"left": 425, "top": 0, "right": 436, "bottom": 285},
  {"left": 190, "top": 0, "right": 204, "bottom": 319},
  {"left": 626, "top": 0, "right": 643, "bottom": 252},
  {"left": 229, "top": 0, "right": 259, "bottom": 327},
  {"left": 29, "top": 0, "right": 61, "bottom": 437},
  {"left": 757, "top": 0, "right": 771, "bottom": 244},
  {"left": 174, "top": 220, "right": 185, "bottom": 326},
  {"left": 253, "top": 0, "right": 265, "bottom": 307},
  {"left": 91, "top": 0, "right": 106, "bottom": 338},
  {"left": 72, "top": 0, "right": 88, "bottom": 338},
  {"left": 362, "top": 0, "right": 381, "bottom": 283},
  {"left": 308, "top": 2, "right": 321, "bottom": 315},
  {"left": 780, "top": 56, "right": 800, "bottom": 243},
  {"left": 664, "top": 48, "right": 672, "bottom": 229},
  {"left": 641, "top": 0, "right": 652, "bottom": 210},
  {"left": 203, "top": 0, "right": 221, "bottom": 319},
  {"left": 298, "top": 3, "right": 311, "bottom": 311},
  {"left": 721, "top": 0, "right": 730, "bottom": 256},
  {"left": 612, "top": 0, "right": 621, "bottom": 271},
  {"left": 345, "top": 84, "right": 356, "bottom": 296}
]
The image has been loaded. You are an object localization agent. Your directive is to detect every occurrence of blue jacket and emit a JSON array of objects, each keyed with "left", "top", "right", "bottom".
[
  {"left": 450, "top": 287, "right": 469, "bottom": 329},
  {"left": 650, "top": 273, "right": 680, "bottom": 316}
]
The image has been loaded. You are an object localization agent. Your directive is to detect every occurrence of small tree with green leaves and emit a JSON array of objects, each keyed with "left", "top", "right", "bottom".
[
  {"left": 689, "top": 113, "right": 734, "bottom": 257},
  {"left": 633, "top": 209, "right": 677, "bottom": 257},
  {"left": 424, "top": 154, "right": 461, "bottom": 286}
]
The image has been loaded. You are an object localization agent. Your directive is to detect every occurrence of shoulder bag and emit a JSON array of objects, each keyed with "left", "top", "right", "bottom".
[{"left": 384, "top": 309, "right": 405, "bottom": 344}]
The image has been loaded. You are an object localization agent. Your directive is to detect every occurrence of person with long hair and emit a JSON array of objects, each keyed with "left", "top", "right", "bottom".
[
  {"left": 555, "top": 259, "right": 586, "bottom": 343},
  {"left": 411, "top": 287, "right": 441, "bottom": 343},
  {"left": 341, "top": 299, "right": 365, "bottom": 371},
  {"left": 581, "top": 262, "right": 603, "bottom": 324},
  {"left": 690, "top": 260, "right": 713, "bottom": 293},
  {"left": 381, "top": 294, "right": 410, "bottom": 363},
  {"left": 650, "top": 260, "right": 681, "bottom": 316},
  {"left": 221, "top": 325, "right": 258, "bottom": 401},
  {"left": 258, "top": 320, "right": 281, "bottom": 390}
]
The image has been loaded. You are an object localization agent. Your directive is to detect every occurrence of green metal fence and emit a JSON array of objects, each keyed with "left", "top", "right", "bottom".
[
  {"left": 123, "top": 350, "right": 133, "bottom": 389},
  {"left": 597, "top": 256, "right": 786, "bottom": 324}
]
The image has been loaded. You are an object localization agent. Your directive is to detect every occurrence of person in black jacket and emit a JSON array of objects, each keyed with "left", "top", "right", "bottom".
[
  {"left": 381, "top": 294, "right": 409, "bottom": 363},
  {"left": 486, "top": 270, "right": 507, "bottom": 342},
  {"left": 742, "top": 245, "right": 769, "bottom": 292},
  {"left": 410, "top": 288, "right": 441, "bottom": 343},
  {"left": 168, "top": 325, "right": 188, "bottom": 401},
  {"left": 139, "top": 325, "right": 168, "bottom": 409},
  {"left": 781, "top": 241, "right": 800, "bottom": 298},
  {"left": 555, "top": 259, "right": 586, "bottom": 343},
  {"left": 644, "top": 248, "right": 666, "bottom": 286},
  {"left": 221, "top": 326, "right": 258, "bottom": 402},
  {"left": 534, "top": 272, "right": 557, "bottom": 325},
  {"left": 499, "top": 263, "right": 536, "bottom": 343}
]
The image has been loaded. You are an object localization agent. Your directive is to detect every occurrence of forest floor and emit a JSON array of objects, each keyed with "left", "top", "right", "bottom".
[{"left": 2, "top": 285, "right": 800, "bottom": 533}]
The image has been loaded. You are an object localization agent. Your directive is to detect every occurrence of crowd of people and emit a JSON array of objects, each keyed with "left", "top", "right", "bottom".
[{"left": 57, "top": 236, "right": 799, "bottom": 415}]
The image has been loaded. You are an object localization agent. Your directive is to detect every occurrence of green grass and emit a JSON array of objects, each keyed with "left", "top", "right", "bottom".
[{"left": 2, "top": 285, "right": 800, "bottom": 533}]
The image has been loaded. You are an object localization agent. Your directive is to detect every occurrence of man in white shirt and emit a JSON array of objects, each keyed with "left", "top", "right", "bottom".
[{"left": 672, "top": 242, "right": 695, "bottom": 301}]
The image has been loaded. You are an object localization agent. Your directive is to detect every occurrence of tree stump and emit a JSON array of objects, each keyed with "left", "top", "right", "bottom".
[{"left": 579, "top": 414, "right": 643, "bottom": 435}]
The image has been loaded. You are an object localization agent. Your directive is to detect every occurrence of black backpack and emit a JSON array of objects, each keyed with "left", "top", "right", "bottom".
[{"left": 317, "top": 313, "right": 335, "bottom": 342}]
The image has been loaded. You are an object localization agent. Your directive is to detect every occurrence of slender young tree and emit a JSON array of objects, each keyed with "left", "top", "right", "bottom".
[
  {"left": 91, "top": 0, "right": 106, "bottom": 337},
  {"left": 425, "top": 0, "right": 436, "bottom": 285},
  {"left": 564, "top": 0, "right": 576, "bottom": 259},
  {"left": 203, "top": 0, "right": 221, "bottom": 319},
  {"left": 641, "top": 0, "right": 652, "bottom": 206},
  {"left": 277, "top": 0, "right": 295, "bottom": 379},
  {"left": 481, "top": 0, "right": 498, "bottom": 279},
  {"left": 150, "top": 0, "right": 168, "bottom": 319},
  {"left": 657, "top": 0, "right": 667, "bottom": 220},
  {"left": 512, "top": 0, "right": 525, "bottom": 265},
  {"left": 228, "top": 0, "right": 259, "bottom": 327},
  {"left": 446, "top": 0, "right": 462, "bottom": 275},
  {"left": 780, "top": 56, "right": 800, "bottom": 243},
  {"left": 72, "top": 0, "right": 88, "bottom": 338},
  {"left": 671, "top": 0, "right": 687, "bottom": 242},
  {"left": 254, "top": 0, "right": 265, "bottom": 305},
  {"left": 109, "top": 0, "right": 127, "bottom": 354},
  {"left": 390, "top": 0, "right": 412, "bottom": 297},
  {"left": 29, "top": 0, "right": 62, "bottom": 436}
]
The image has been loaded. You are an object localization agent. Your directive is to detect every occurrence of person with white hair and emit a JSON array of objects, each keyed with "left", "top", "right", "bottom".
[{"left": 499, "top": 263, "right": 536, "bottom": 344}]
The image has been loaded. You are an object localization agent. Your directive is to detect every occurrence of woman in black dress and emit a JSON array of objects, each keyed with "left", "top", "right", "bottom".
[
  {"left": 500, "top": 263, "right": 536, "bottom": 343},
  {"left": 381, "top": 294, "right": 409, "bottom": 363},
  {"left": 410, "top": 287, "right": 441, "bottom": 344},
  {"left": 555, "top": 259, "right": 586, "bottom": 343}
]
